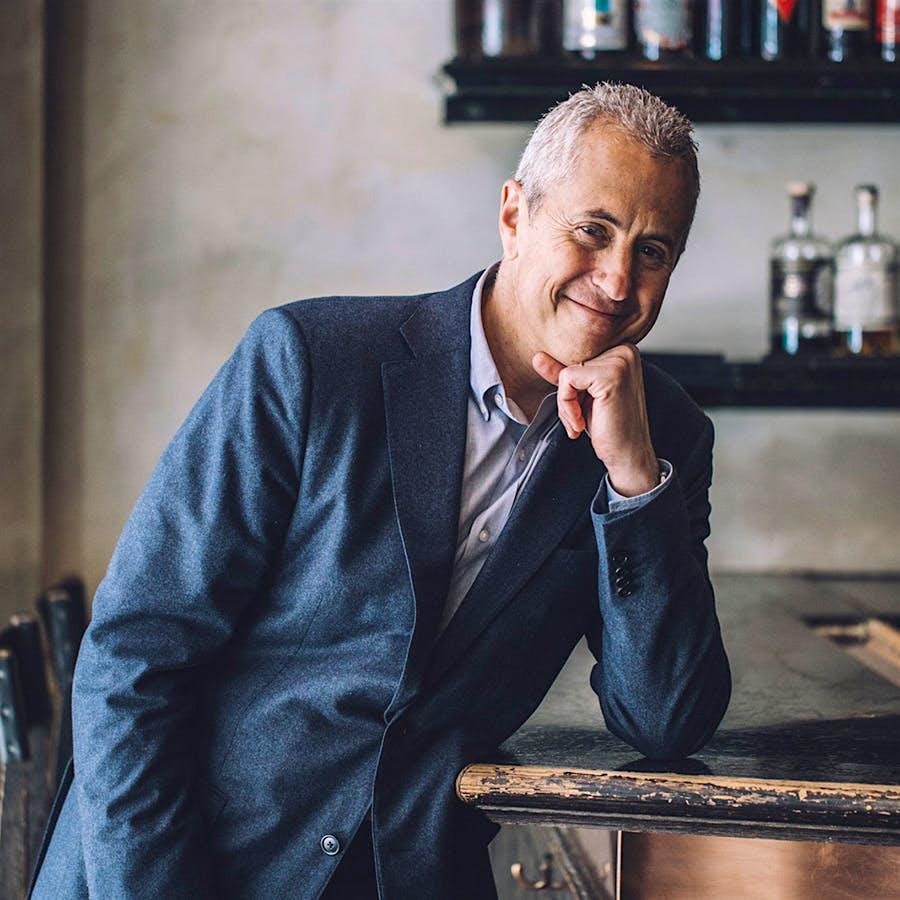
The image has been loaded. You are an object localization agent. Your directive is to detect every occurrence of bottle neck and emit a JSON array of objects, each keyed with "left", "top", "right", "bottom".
[
  {"left": 790, "top": 213, "right": 810, "bottom": 238},
  {"left": 857, "top": 197, "right": 877, "bottom": 237},
  {"left": 790, "top": 195, "right": 811, "bottom": 238}
]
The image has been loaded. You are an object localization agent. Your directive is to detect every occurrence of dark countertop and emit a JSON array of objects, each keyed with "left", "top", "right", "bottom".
[{"left": 457, "top": 574, "right": 900, "bottom": 844}]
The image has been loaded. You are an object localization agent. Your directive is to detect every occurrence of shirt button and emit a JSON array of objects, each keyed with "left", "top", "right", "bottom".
[
  {"left": 478, "top": 528, "right": 490, "bottom": 543},
  {"left": 517, "top": 449, "right": 526, "bottom": 461},
  {"left": 495, "top": 392, "right": 503, "bottom": 406},
  {"left": 321, "top": 834, "right": 341, "bottom": 855}
]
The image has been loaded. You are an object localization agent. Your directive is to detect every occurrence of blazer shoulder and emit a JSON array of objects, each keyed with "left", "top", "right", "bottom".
[{"left": 265, "top": 289, "right": 437, "bottom": 360}]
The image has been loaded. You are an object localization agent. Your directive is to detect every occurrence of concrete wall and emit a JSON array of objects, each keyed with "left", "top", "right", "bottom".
[
  {"left": 1, "top": 0, "right": 43, "bottom": 620},
  {"left": 36, "top": 0, "right": 900, "bottom": 603}
]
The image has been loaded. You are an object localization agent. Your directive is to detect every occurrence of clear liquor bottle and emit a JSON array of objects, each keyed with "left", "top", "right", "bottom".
[
  {"left": 833, "top": 185, "right": 900, "bottom": 356},
  {"left": 769, "top": 182, "right": 834, "bottom": 357}
]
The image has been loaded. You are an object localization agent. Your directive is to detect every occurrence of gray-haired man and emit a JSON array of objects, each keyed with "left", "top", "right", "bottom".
[{"left": 31, "top": 82, "right": 730, "bottom": 900}]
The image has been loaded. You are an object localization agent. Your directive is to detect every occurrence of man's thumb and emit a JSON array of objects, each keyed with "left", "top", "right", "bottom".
[{"left": 532, "top": 351, "right": 565, "bottom": 386}]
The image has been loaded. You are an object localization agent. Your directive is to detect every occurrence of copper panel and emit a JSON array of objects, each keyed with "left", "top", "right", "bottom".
[{"left": 620, "top": 831, "right": 900, "bottom": 899}]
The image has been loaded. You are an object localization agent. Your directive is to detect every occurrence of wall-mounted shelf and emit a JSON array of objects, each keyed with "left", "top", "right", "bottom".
[
  {"left": 440, "top": 54, "right": 900, "bottom": 407},
  {"left": 643, "top": 353, "right": 900, "bottom": 408},
  {"left": 441, "top": 57, "right": 900, "bottom": 124}
]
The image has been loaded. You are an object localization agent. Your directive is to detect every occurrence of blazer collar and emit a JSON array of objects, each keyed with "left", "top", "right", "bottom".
[
  {"left": 397, "top": 268, "right": 483, "bottom": 359},
  {"left": 380, "top": 268, "right": 483, "bottom": 713}
]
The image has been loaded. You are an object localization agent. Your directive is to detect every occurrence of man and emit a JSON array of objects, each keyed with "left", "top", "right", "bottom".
[{"left": 30, "top": 82, "right": 730, "bottom": 899}]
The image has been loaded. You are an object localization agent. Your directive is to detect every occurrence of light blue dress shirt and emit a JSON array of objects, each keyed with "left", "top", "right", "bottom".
[{"left": 437, "top": 261, "right": 672, "bottom": 636}]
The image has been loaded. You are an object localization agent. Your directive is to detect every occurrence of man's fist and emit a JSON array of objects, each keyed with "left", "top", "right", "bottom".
[{"left": 532, "top": 343, "right": 660, "bottom": 498}]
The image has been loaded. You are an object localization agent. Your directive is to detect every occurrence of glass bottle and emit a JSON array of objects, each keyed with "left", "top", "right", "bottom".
[
  {"left": 822, "top": 0, "right": 873, "bottom": 61},
  {"left": 454, "top": 0, "right": 504, "bottom": 58},
  {"left": 738, "top": 0, "right": 760, "bottom": 56},
  {"left": 454, "top": 0, "right": 563, "bottom": 58},
  {"left": 760, "top": 0, "right": 814, "bottom": 60},
  {"left": 769, "top": 183, "right": 835, "bottom": 357},
  {"left": 699, "top": 0, "right": 735, "bottom": 59},
  {"left": 532, "top": 0, "right": 565, "bottom": 55},
  {"left": 634, "top": 0, "right": 694, "bottom": 60},
  {"left": 564, "top": 0, "right": 629, "bottom": 56},
  {"left": 833, "top": 185, "right": 900, "bottom": 356},
  {"left": 877, "top": 0, "right": 900, "bottom": 59}
]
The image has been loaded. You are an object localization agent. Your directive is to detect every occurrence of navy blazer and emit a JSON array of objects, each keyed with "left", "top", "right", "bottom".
[{"left": 30, "top": 268, "right": 731, "bottom": 899}]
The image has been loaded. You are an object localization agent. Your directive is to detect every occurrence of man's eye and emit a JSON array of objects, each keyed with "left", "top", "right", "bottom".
[
  {"left": 639, "top": 244, "right": 665, "bottom": 261},
  {"left": 578, "top": 225, "right": 604, "bottom": 239}
]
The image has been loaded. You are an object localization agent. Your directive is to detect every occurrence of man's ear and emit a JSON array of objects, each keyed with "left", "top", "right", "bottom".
[{"left": 498, "top": 179, "right": 526, "bottom": 261}]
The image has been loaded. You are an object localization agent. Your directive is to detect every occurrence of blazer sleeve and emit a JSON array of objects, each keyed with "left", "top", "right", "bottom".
[
  {"left": 71, "top": 307, "right": 310, "bottom": 898},
  {"left": 584, "top": 415, "right": 732, "bottom": 760}
]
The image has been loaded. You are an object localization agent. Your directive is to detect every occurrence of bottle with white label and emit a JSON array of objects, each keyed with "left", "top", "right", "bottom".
[
  {"left": 833, "top": 185, "right": 899, "bottom": 356},
  {"left": 564, "top": 0, "right": 628, "bottom": 56}
]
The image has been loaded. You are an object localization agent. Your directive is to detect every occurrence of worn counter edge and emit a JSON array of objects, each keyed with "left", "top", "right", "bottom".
[
  {"left": 470, "top": 803, "right": 900, "bottom": 847},
  {"left": 456, "top": 764, "right": 900, "bottom": 840}
]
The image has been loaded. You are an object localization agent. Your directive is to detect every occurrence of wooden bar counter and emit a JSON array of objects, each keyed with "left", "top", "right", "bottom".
[{"left": 456, "top": 574, "right": 900, "bottom": 898}]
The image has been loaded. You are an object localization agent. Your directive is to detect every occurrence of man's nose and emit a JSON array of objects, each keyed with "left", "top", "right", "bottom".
[{"left": 591, "top": 245, "right": 632, "bottom": 302}]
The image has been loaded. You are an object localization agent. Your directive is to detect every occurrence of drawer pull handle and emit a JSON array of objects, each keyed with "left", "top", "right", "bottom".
[{"left": 510, "top": 852, "right": 565, "bottom": 891}]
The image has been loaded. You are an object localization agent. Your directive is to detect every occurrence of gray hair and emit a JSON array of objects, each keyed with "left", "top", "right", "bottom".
[{"left": 514, "top": 82, "right": 700, "bottom": 250}]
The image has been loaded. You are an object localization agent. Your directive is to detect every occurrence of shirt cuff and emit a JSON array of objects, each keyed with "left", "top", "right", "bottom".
[{"left": 604, "top": 458, "right": 673, "bottom": 512}]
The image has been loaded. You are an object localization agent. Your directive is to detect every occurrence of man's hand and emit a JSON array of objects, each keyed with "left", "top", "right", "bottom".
[{"left": 532, "top": 344, "right": 659, "bottom": 498}]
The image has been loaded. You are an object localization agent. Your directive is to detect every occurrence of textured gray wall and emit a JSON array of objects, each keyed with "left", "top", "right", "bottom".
[
  {"left": 35, "top": 0, "right": 900, "bottom": 602},
  {"left": 2, "top": 0, "right": 43, "bottom": 620}
]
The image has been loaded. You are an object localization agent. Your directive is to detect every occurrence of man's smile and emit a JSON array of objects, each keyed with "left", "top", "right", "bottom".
[{"left": 561, "top": 293, "right": 628, "bottom": 319}]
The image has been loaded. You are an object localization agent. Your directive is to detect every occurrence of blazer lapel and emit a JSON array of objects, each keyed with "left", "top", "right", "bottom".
[
  {"left": 381, "top": 272, "right": 478, "bottom": 701},
  {"left": 424, "top": 425, "right": 607, "bottom": 686}
]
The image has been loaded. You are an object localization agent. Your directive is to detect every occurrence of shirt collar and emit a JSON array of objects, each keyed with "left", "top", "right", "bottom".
[{"left": 469, "top": 262, "right": 504, "bottom": 422}]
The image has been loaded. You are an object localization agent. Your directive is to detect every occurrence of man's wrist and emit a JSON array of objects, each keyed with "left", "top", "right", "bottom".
[{"left": 606, "top": 461, "right": 664, "bottom": 498}]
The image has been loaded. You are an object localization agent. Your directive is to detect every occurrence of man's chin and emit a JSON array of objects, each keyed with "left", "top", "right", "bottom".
[
  {"left": 557, "top": 330, "right": 629, "bottom": 363},
  {"left": 559, "top": 306, "right": 642, "bottom": 356},
  {"left": 555, "top": 344, "right": 613, "bottom": 366}
]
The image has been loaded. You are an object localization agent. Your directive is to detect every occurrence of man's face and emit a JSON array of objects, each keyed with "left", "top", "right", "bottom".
[{"left": 499, "top": 123, "right": 694, "bottom": 367}]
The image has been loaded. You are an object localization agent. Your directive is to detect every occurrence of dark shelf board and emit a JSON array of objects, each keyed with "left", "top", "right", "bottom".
[
  {"left": 442, "top": 56, "right": 900, "bottom": 124},
  {"left": 643, "top": 353, "right": 900, "bottom": 408}
]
